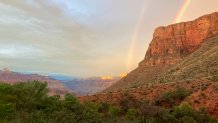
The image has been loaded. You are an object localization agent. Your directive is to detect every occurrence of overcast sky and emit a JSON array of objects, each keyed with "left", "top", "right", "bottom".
[{"left": 0, "top": 0, "right": 218, "bottom": 77}]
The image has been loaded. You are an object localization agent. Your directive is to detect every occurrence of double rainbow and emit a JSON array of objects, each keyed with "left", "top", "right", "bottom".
[
  {"left": 126, "top": 0, "right": 191, "bottom": 71},
  {"left": 175, "top": 0, "right": 191, "bottom": 23}
]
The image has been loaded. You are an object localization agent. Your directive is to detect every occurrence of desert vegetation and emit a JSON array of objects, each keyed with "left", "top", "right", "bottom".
[
  {"left": 155, "top": 87, "right": 191, "bottom": 107},
  {"left": 0, "top": 81, "right": 217, "bottom": 123}
]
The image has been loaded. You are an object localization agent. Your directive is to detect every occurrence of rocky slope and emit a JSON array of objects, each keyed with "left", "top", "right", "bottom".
[
  {"left": 156, "top": 34, "right": 218, "bottom": 83},
  {"left": 107, "top": 12, "right": 218, "bottom": 91},
  {"left": 80, "top": 79, "right": 218, "bottom": 119}
]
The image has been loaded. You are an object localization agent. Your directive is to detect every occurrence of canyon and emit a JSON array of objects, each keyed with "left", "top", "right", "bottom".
[
  {"left": 81, "top": 12, "right": 218, "bottom": 119},
  {"left": 106, "top": 12, "right": 218, "bottom": 92}
]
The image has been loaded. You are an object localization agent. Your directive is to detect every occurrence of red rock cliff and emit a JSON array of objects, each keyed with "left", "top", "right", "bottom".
[{"left": 139, "top": 12, "right": 218, "bottom": 67}]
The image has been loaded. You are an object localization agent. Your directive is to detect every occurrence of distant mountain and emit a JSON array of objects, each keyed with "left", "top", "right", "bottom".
[
  {"left": 49, "top": 74, "right": 74, "bottom": 82},
  {"left": 60, "top": 76, "right": 120, "bottom": 96},
  {"left": 0, "top": 69, "right": 123, "bottom": 96},
  {"left": 0, "top": 69, "right": 69, "bottom": 96}
]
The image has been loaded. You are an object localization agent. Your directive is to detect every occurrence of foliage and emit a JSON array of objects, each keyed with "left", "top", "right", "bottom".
[
  {"left": 212, "top": 75, "right": 218, "bottom": 82},
  {"left": 125, "top": 108, "right": 139, "bottom": 119},
  {"left": 161, "top": 103, "right": 216, "bottom": 123},
  {"left": 0, "top": 81, "right": 217, "bottom": 123},
  {"left": 0, "top": 103, "right": 15, "bottom": 120},
  {"left": 155, "top": 87, "right": 191, "bottom": 107},
  {"left": 108, "top": 106, "right": 119, "bottom": 116}
]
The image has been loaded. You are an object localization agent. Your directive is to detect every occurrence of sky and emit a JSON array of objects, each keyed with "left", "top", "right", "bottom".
[{"left": 0, "top": 0, "right": 218, "bottom": 77}]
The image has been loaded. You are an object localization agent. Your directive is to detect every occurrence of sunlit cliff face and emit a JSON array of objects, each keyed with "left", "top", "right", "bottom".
[
  {"left": 119, "top": 73, "right": 127, "bottom": 78},
  {"left": 101, "top": 76, "right": 113, "bottom": 80},
  {"left": 100, "top": 73, "right": 127, "bottom": 80}
]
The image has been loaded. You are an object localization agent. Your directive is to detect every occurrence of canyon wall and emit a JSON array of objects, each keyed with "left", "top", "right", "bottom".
[
  {"left": 106, "top": 12, "right": 218, "bottom": 91},
  {"left": 140, "top": 12, "right": 218, "bottom": 67}
]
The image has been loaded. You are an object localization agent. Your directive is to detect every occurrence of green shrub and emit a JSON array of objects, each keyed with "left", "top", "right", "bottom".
[
  {"left": 180, "top": 116, "right": 197, "bottom": 123},
  {"left": 155, "top": 87, "right": 191, "bottom": 107},
  {"left": 162, "top": 91, "right": 173, "bottom": 101},
  {"left": 0, "top": 103, "right": 15, "bottom": 120},
  {"left": 63, "top": 93, "right": 79, "bottom": 111},
  {"left": 108, "top": 106, "right": 119, "bottom": 116},
  {"left": 98, "top": 103, "right": 109, "bottom": 113},
  {"left": 146, "top": 117, "right": 157, "bottom": 123},
  {"left": 162, "top": 103, "right": 216, "bottom": 123},
  {"left": 212, "top": 75, "right": 218, "bottom": 82},
  {"left": 174, "top": 87, "right": 191, "bottom": 99},
  {"left": 125, "top": 108, "right": 139, "bottom": 121}
]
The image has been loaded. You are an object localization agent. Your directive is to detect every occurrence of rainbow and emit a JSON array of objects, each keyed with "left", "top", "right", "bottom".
[
  {"left": 175, "top": 0, "right": 191, "bottom": 23},
  {"left": 126, "top": 0, "right": 191, "bottom": 72},
  {"left": 126, "top": 0, "right": 149, "bottom": 71}
]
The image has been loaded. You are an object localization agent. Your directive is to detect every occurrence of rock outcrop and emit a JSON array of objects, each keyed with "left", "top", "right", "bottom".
[
  {"left": 106, "top": 12, "right": 218, "bottom": 91},
  {"left": 140, "top": 12, "right": 218, "bottom": 67}
]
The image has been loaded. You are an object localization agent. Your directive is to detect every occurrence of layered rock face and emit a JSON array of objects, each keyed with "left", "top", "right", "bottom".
[
  {"left": 140, "top": 12, "right": 218, "bottom": 67},
  {"left": 106, "top": 12, "right": 218, "bottom": 91}
]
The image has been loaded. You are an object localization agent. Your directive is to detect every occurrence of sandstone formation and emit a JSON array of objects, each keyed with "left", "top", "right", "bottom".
[
  {"left": 141, "top": 12, "right": 218, "bottom": 67},
  {"left": 106, "top": 12, "right": 218, "bottom": 91}
]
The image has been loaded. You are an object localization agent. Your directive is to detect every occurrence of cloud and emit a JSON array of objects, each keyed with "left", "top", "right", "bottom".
[
  {"left": 0, "top": 44, "right": 45, "bottom": 58},
  {"left": 0, "top": 0, "right": 101, "bottom": 76}
]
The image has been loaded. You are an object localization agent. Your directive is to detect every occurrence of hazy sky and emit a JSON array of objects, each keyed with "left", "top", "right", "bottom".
[{"left": 0, "top": 0, "right": 218, "bottom": 77}]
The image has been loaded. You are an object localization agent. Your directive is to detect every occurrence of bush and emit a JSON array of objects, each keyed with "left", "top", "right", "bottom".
[
  {"left": 0, "top": 82, "right": 103, "bottom": 123},
  {"left": 98, "top": 103, "right": 109, "bottom": 113},
  {"left": 155, "top": 87, "right": 191, "bottom": 107},
  {"left": 174, "top": 87, "right": 191, "bottom": 99},
  {"left": 0, "top": 103, "right": 15, "bottom": 120},
  {"left": 125, "top": 108, "right": 139, "bottom": 121},
  {"left": 180, "top": 116, "right": 197, "bottom": 123},
  {"left": 212, "top": 75, "right": 218, "bottom": 82},
  {"left": 108, "top": 106, "right": 119, "bottom": 116},
  {"left": 162, "top": 103, "right": 216, "bottom": 123},
  {"left": 162, "top": 91, "right": 173, "bottom": 101},
  {"left": 146, "top": 117, "right": 157, "bottom": 123}
]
